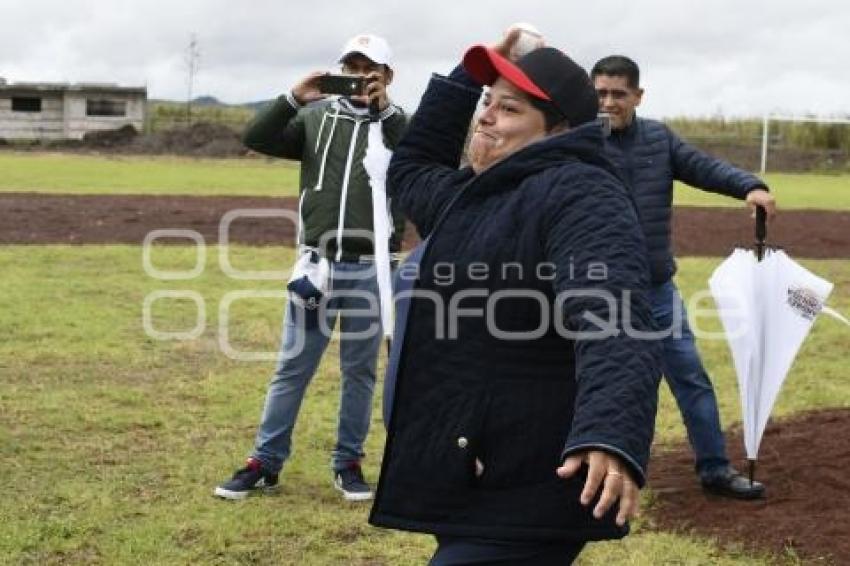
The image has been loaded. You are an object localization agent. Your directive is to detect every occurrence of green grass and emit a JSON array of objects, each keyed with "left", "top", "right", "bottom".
[
  {"left": 3, "top": 152, "right": 850, "bottom": 210},
  {"left": 1, "top": 247, "right": 847, "bottom": 564},
  {"left": 0, "top": 152, "right": 300, "bottom": 197},
  {"left": 672, "top": 173, "right": 850, "bottom": 210}
]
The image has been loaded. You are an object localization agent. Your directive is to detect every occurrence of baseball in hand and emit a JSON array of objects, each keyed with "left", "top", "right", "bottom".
[{"left": 506, "top": 22, "right": 545, "bottom": 59}]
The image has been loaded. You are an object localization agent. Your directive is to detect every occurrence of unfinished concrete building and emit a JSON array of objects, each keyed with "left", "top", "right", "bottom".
[{"left": 0, "top": 78, "right": 146, "bottom": 140}]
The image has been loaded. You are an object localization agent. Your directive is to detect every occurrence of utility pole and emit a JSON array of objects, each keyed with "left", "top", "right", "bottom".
[{"left": 185, "top": 33, "right": 200, "bottom": 125}]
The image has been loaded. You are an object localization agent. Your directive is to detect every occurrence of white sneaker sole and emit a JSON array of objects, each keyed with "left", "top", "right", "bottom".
[
  {"left": 214, "top": 484, "right": 278, "bottom": 500},
  {"left": 333, "top": 480, "right": 373, "bottom": 501},
  {"left": 340, "top": 490, "right": 373, "bottom": 501}
]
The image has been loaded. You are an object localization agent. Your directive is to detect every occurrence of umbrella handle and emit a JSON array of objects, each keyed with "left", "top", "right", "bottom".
[{"left": 755, "top": 205, "right": 767, "bottom": 261}]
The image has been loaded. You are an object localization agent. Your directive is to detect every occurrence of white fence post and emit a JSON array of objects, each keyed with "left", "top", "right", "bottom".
[{"left": 759, "top": 114, "right": 850, "bottom": 175}]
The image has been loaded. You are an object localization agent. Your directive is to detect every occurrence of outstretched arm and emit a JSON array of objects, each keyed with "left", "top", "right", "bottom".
[{"left": 669, "top": 126, "right": 776, "bottom": 220}]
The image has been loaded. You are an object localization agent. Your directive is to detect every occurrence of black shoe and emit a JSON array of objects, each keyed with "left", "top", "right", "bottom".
[
  {"left": 700, "top": 466, "right": 765, "bottom": 500},
  {"left": 333, "top": 463, "right": 373, "bottom": 501},
  {"left": 214, "top": 458, "right": 279, "bottom": 500}
]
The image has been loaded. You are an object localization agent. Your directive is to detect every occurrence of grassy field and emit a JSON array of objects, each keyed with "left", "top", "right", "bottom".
[
  {"left": 0, "top": 153, "right": 300, "bottom": 197},
  {"left": 673, "top": 173, "right": 850, "bottom": 210},
  {"left": 2, "top": 151, "right": 850, "bottom": 208},
  {"left": 1, "top": 246, "right": 847, "bottom": 565}
]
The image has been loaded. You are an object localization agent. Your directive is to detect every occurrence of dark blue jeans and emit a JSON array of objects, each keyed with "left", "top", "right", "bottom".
[
  {"left": 650, "top": 280, "right": 729, "bottom": 476},
  {"left": 430, "top": 537, "right": 585, "bottom": 565}
]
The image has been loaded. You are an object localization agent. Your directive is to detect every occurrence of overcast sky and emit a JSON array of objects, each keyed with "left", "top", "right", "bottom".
[{"left": 2, "top": 0, "right": 847, "bottom": 118}]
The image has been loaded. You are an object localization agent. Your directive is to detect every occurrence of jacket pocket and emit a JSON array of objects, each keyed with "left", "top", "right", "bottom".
[
  {"left": 476, "top": 380, "right": 575, "bottom": 489},
  {"left": 387, "top": 381, "right": 485, "bottom": 491}
]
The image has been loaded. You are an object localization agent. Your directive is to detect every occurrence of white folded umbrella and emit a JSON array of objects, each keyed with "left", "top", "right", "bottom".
[
  {"left": 710, "top": 249, "right": 840, "bottom": 470},
  {"left": 708, "top": 206, "right": 850, "bottom": 482},
  {"left": 363, "top": 121, "right": 394, "bottom": 343}
]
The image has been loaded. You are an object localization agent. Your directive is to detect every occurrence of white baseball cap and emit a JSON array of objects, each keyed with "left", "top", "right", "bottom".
[{"left": 338, "top": 34, "right": 393, "bottom": 68}]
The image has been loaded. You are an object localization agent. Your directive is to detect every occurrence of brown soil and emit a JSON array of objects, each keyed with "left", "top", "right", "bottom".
[
  {"left": 1, "top": 193, "right": 848, "bottom": 258},
  {"left": 649, "top": 409, "right": 850, "bottom": 564},
  {"left": 0, "top": 193, "right": 298, "bottom": 245},
  {"left": 671, "top": 207, "right": 850, "bottom": 258}
]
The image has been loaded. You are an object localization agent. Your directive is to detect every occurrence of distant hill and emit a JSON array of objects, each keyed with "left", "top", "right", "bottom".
[
  {"left": 191, "top": 95, "right": 223, "bottom": 106},
  {"left": 150, "top": 96, "right": 273, "bottom": 111}
]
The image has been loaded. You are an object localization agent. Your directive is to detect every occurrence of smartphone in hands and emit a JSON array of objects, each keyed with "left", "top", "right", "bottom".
[{"left": 318, "top": 74, "right": 367, "bottom": 96}]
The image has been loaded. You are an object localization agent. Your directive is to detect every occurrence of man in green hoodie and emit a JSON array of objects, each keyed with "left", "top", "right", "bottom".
[{"left": 215, "top": 34, "right": 407, "bottom": 502}]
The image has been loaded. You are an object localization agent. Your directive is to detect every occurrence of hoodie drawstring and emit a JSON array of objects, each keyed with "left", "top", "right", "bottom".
[
  {"left": 314, "top": 106, "right": 341, "bottom": 191},
  {"left": 314, "top": 111, "right": 329, "bottom": 154},
  {"left": 334, "top": 119, "right": 363, "bottom": 262},
  {"left": 296, "top": 189, "right": 307, "bottom": 247}
]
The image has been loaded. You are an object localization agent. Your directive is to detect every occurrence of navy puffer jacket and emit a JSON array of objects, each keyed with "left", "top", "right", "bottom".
[
  {"left": 369, "top": 69, "right": 661, "bottom": 543},
  {"left": 604, "top": 118, "right": 766, "bottom": 283}
]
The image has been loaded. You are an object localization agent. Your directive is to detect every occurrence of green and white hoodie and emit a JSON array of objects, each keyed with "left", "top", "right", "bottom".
[{"left": 243, "top": 93, "right": 408, "bottom": 259}]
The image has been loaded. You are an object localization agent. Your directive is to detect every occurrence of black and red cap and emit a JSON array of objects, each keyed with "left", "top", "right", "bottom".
[{"left": 462, "top": 45, "right": 598, "bottom": 128}]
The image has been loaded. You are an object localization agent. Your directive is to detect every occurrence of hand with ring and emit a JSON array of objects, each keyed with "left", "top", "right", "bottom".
[{"left": 556, "top": 450, "right": 640, "bottom": 526}]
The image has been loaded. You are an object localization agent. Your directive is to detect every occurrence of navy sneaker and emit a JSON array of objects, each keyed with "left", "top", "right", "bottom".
[
  {"left": 214, "top": 458, "right": 279, "bottom": 500},
  {"left": 333, "top": 463, "right": 373, "bottom": 501},
  {"left": 701, "top": 465, "right": 765, "bottom": 500}
]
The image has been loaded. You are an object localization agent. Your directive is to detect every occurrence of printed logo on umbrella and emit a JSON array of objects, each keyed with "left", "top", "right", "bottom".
[{"left": 787, "top": 287, "right": 823, "bottom": 321}]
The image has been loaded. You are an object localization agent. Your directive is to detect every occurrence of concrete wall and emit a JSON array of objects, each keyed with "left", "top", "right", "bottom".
[
  {"left": 0, "top": 89, "right": 146, "bottom": 140},
  {"left": 0, "top": 92, "right": 65, "bottom": 140},
  {"left": 64, "top": 91, "right": 146, "bottom": 139}
]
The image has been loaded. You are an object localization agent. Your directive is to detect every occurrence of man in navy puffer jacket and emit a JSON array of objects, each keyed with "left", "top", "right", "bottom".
[{"left": 592, "top": 55, "right": 777, "bottom": 499}]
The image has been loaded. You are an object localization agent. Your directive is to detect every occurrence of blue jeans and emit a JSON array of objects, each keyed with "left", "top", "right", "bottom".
[
  {"left": 253, "top": 261, "right": 383, "bottom": 473},
  {"left": 650, "top": 280, "right": 729, "bottom": 476},
  {"left": 430, "top": 537, "right": 584, "bottom": 565}
]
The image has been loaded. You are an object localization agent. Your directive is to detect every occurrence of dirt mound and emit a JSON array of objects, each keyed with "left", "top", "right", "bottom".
[
  {"left": 128, "top": 122, "right": 247, "bottom": 157},
  {"left": 1, "top": 122, "right": 251, "bottom": 157},
  {"left": 81, "top": 124, "right": 139, "bottom": 148},
  {"left": 649, "top": 409, "right": 850, "bottom": 563}
]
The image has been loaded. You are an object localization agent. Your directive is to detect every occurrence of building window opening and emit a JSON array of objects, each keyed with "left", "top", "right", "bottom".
[
  {"left": 12, "top": 97, "right": 42, "bottom": 112},
  {"left": 86, "top": 99, "right": 126, "bottom": 117}
]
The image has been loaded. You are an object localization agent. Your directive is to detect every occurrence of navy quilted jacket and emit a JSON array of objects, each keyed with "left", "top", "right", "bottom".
[
  {"left": 369, "top": 69, "right": 661, "bottom": 543},
  {"left": 604, "top": 118, "right": 766, "bottom": 283}
]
